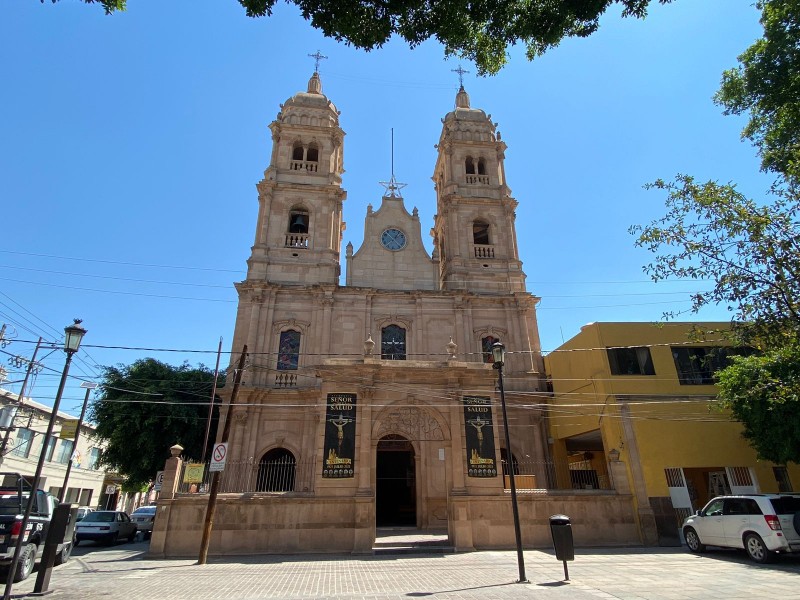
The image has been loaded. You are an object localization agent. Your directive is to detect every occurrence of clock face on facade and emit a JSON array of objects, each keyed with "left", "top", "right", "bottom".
[{"left": 381, "top": 228, "right": 407, "bottom": 251}]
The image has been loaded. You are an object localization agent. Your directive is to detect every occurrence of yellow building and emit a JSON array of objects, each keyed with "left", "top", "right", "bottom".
[{"left": 546, "top": 322, "right": 800, "bottom": 545}]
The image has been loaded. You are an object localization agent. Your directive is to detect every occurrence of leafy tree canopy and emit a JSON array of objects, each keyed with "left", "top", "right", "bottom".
[
  {"left": 630, "top": 175, "right": 800, "bottom": 346},
  {"left": 89, "top": 358, "right": 223, "bottom": 488},
  {"left": 715, "top": 0, "right": 800, "bottom": 183},
  {"left": 57, "top": 0, "right": 672, "bottom": 75},
  {"left": 715, "top": 341, "right": 800, "bottom": 465}
]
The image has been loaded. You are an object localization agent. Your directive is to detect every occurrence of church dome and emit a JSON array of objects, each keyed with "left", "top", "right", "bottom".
[
  {"left": 443, "top": 85, "right": 489, "bottom": 124},
  {"left": 280, "top": 72, "right": 339, "bottom": 121}
]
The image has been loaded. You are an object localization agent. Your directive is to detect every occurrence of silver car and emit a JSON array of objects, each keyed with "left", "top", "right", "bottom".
[
  {"left": 75, "top": 511, "right": 137, "bottom": 546},
  {"left": 130, "top": 506, "right": 157, "bottom": 539}
]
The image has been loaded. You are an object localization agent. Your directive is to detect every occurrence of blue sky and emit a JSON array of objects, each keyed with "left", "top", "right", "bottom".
[{"left": 0, "top": 0, "right": 771, "bottom": 415}]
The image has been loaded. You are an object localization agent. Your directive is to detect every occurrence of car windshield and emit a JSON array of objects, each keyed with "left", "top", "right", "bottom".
[
  {"left": 132, "top": 507, "right": 156, "bottom": 515},
  {"left": 81, "top": 512, "right": 116, "bottom": 523}
]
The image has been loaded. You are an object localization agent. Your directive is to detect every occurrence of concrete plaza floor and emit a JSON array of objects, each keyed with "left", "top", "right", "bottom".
[{"left": 8, "top": 540, "right": 800, "bottom": 599}]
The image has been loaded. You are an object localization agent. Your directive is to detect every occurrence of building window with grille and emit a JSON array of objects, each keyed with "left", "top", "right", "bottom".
[
  {"left": 381, "top": 325, "right": 406, "bottom": 360},
  {"left": 12, "top": 428, "right": 33, "bottom": 458},
  {"left": 56, "top": 440, "right": 74, "bottom": 465},
  {"left": 607, "top": 347, "right": 655, "bottom": 375},
  {"left": 87, "top": 447, "right": 101, "bottom": 470},
  {"left": 277, "top": 330, "right": 301, "bottom": 370},
  {"left": 44, "top": 435, "right": 57, "bottom": 461},
  {"left": 481, "top": 336, "right": 499, "bottom": 364}
]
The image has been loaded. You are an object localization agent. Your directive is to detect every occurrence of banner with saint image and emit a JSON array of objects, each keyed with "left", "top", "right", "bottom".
[
  {"left": 463, "top": 396, "right": 497, "bottom": 477},
  {"left": 322, "top": 393, "right": 357, "bottom": 478}
]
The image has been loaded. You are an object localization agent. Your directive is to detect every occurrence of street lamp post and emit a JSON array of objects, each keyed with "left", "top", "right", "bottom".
[
  {"left": 492, "top": 341, "right": 528, "bottom": 584},
  {"left": 58, "top": 381, "right": 98, "bottom": 502},
  {"left": 3, "top": 320, "right": 86, "bottom": 600}
]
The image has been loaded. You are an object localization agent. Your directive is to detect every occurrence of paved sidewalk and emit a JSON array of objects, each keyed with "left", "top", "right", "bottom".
[{"left": 8, "top": 542, "right": 800, "bottom": 599}]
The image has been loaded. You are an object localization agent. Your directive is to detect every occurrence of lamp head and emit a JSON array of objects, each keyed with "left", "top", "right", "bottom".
[
  {"left": 64, "top": 319, "right": 87, "bottom": 354},
  {"left": 491, "top": 341, "right": 505, "bottom": 368}
]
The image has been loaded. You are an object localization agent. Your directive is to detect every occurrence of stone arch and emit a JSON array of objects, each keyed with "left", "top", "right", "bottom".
[{"left": 372, "top": 400, "right": 451, "bottom": 442}]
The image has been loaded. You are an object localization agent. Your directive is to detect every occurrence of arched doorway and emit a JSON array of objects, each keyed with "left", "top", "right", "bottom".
[
  {"left": 256, "top": 448, "right": 296, "bottom": 492},
  {"left": 376, "top": 435, "right": 416, "bottom": 526}
]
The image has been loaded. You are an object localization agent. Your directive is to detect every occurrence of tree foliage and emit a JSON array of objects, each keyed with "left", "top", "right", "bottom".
[
  {"left": 59, "top": 0, "right": 672, "bottom": 75},
  {"left": 715, "top": 341, "right": 800, "bottom": 464},
  {"left": 89, "top": 358, "right": 223, "bottom": 488},
  {"left": 715, "top": 0, "right": 800, "bottom": 183},
  {"left": 630, "top": 175, "right": 800, "bottom": 346}
]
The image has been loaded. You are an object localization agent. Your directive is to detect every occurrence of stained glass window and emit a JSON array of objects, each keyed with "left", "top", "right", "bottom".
[
  {"left": 277, "top": 330, "right": 301, "bottom": 370},
  {"left": 381, "top": 325, "right": 406, "bottom": 360}
]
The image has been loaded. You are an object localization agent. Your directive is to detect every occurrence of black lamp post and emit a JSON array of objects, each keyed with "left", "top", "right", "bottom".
[
  {"left": 491, "top": 340, "right": 528, "bottom": 584},
  {"left": 3, "top": 320, "right": 86, "bottom": 600}
]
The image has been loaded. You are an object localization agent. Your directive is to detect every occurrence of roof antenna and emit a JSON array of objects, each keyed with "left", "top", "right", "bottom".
[{"left": 379, "top": 128, "right": 407, "bottom": 198}]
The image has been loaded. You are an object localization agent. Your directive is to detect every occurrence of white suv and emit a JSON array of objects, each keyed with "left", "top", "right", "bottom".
[{"left": 683, "top": 494, "right": 800, "bottom": 563}]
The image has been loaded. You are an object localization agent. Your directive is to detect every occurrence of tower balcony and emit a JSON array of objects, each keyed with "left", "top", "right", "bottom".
[
  {"left": 465, "top": 174, "right": 490, "bottom": 184},
  {"left": 285, "top": 233, "right": 309, "bottom": 248},
  {"left": 289, "top": 160, "right": 319, "bottom": 173},
  {"left": 473, "top": 244, "right": 495, "bottom": 259}
]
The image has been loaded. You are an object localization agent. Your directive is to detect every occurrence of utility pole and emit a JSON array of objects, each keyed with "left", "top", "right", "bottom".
[
  {"left": 0, "top": 338, "right": 43, "bottom": 468},
  {"left": 198, "top": 346, "right": 246, "bottom": 565}
]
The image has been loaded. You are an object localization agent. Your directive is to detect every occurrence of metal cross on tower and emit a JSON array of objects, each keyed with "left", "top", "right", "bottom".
[
  {"left": 379, "top": 128, "right": 407, "bottom": 197},
  {"left": 452, "top": 64, "right": 470, "bottom": 88},
  {"left": 308, "top": 50, "right": 328, "bottom": 73}
]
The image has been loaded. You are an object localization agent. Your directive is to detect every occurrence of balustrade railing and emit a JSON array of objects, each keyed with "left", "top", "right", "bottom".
[
  {"left": 290, "top": 160, "right": 318, "bottom": 172},
  {"left": 473, "top": 244, "right": 495, "bottom": 259},
  {"left": 285, "top": 233, "right": 309, "bottom": 248},
  {"left": 465, "top": 174, "right": 490, "bottom": 184}
]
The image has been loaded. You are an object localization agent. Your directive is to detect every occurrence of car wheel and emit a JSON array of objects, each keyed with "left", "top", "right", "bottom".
[
  {"left": 105, "top": 532, "right": 117, "bottom": 546},
  {"left": 684, "top": 527, "right": 706, "bottom": 553},
  {"left": 744, "top": 533, "right": 775, "bottom": 564},
  {"left": 54, "top": 542, "right": 72, "bottom": 566},
  {"left": 127, "top": 530, "right": 136, "bottom": 543},
  {"left": 13, "top": 544, "right": 36, "bottom": 582},
  {"left": 144, "top": 531, "right": 152, "bottom": 541},
  {"left": 73, "top": 539, "right": 80, "bottom": 547}
]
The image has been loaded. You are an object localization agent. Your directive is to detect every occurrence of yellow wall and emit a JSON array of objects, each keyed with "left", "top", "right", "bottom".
[{"left": 546, "top": 322, "right": 800, "bottom": 500}]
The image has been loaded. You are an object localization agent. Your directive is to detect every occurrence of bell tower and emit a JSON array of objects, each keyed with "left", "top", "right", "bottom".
[
  {"left": 246, "top": 70, "right": 346, "bottom": 285},
  {"left": 431, "top": 86, "right": 526, "bottom": 293}
]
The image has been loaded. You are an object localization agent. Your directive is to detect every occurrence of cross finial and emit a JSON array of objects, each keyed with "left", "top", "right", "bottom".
[
  {"left": 452, "top": 65, "right": 470, "bottom": 88},
  {"left": 308, "top": 50, "right": 328, "bottom": 73}
]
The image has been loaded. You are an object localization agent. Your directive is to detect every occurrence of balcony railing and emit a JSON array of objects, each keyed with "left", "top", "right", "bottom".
[
  {"left": 501, "top": 459, "right": 613, "bottom": 491},
  {"left": 289, "top": 160, "right": 318, "bottom": 172},
  {"left": 466, "top": 174, "right": 489, "bottom": 184},
  {"left": 274, "top": 372, "right": 297, "bottom": 388},
  {"left": 473, "top": 244, "right": 495, "bottom": 259},
  {"left": 285, "top": 233, "right": 309, "bottom": 249}
]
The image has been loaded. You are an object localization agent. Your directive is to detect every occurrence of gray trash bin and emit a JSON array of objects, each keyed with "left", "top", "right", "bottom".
[{"left": 549, "top": 514, "right": 574, "bottom": 561}]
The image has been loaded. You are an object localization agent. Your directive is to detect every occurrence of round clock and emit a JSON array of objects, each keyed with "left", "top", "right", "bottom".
[{"left": 381, "top": 228, "right": 407, "bottom": 250}]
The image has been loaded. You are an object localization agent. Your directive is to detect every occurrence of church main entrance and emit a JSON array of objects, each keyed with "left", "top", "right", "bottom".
[{"left": 376, "top": 435, "right": 416, "bottom": 526}]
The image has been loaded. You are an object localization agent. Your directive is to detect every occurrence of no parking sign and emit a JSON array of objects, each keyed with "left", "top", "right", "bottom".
[{"left": 209, "top": 443, "right": 227, "bottom": 472}]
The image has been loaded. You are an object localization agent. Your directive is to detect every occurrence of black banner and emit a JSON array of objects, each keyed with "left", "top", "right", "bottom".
[
  {"left": 463, "top": 396, "right": 498, "bottom": 478},
  {"left": 322, "top": 393, "right": 357, "bottom": 478}
]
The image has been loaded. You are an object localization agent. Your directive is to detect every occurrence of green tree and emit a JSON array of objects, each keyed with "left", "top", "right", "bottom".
[
  {"left": 630, "top": 175, "right": 800, "bottom": 346},
  {"left": 89, "top": 358, "right": 223, "bottom": 488},
  {"left": 715, "top": 341, "right": 800, "bottom": 465},
  {"left": 58, "top": 0, "right": 673, "bottom": 75},
  {"left": 715, "top": 0, "right": 800, "bottom": 183}
]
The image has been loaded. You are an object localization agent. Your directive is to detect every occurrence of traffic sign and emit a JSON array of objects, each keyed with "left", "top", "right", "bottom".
[
  {"left": 209, "top": 442, "right": 227, "bottom": 472},
  {"left": 153, "top": 470, "right": 164, "bottom": 491}
]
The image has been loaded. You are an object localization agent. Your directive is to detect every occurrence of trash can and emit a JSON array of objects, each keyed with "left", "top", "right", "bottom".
[{"left": 549, "top": 514, "right": 574, "bottom": 561}]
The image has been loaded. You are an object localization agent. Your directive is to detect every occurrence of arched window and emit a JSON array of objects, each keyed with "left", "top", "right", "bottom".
[
  {"left": 291, "top": 143, "right": 304, "bottom": 161},
  {"left": 481, "top": 335, "right": 499, "bottom": 363},
  {"left": 465, "top": 157, "right": 476, "bottom": 174},
  {"left": 256, "top": 448, "right": 296, "bottom": 492},
  {"left": 277, "top": 330, "right": 301, "bottom": 370},
  {"left": 473, "top": 221, "right": 490, "bottom": 245},
  {"left": 288, "top": 209, "right": 309, "bottom": 234},
  {"left": 477, "top": 158, "right": 486, "bottom": 175},
  {"left": 306, "top": 143, "right": 319, "bottom": 162},
  {"left": 381, "top": 325, "right": 406, "bottom": 360}
]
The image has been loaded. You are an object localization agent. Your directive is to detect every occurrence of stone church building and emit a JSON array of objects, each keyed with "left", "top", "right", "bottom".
[{"left": 150, "top": 71, "right": 640, "bottom": 557}]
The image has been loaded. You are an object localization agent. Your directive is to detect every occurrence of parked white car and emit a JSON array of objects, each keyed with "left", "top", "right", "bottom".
[
  {"left": 683, "top": 494, "right": 800, "bottom": 563},
  {"left": 74, "top": 511, "right": 137, "bottom": 546}
]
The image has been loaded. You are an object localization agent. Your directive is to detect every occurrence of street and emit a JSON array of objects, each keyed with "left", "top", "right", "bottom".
[{"left": 6, "top": 540, "right": 800, "bottom": 599}]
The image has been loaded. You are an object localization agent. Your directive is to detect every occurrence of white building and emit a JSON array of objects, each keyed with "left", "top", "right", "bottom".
[{"left": 0, "top": 388, "right": 109, "bottom": 507}]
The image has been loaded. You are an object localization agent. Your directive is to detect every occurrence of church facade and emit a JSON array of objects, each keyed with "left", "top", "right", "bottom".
[{"left": 149, "top": 72, "right": 641, "bottom": 558}]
